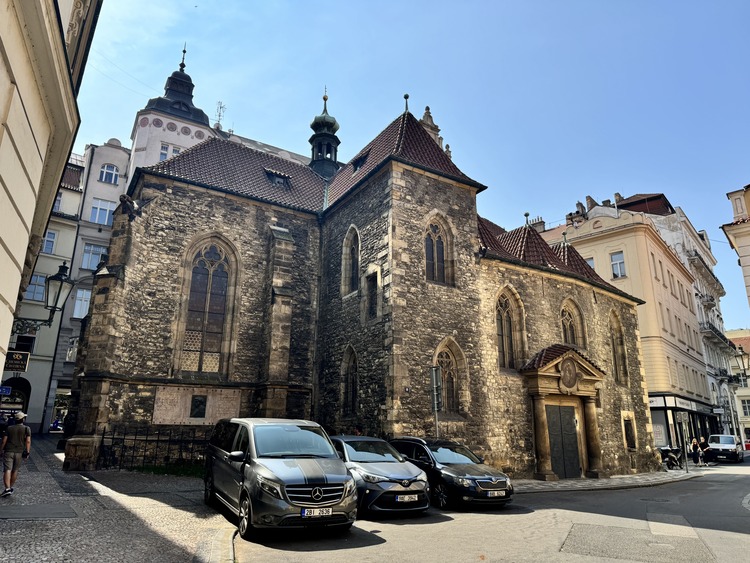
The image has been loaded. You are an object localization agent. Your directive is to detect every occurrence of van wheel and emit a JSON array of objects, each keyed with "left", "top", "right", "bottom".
[
  {"left": 238, "top": 494, "right": 256, "bottom": 541},
  {"left": 204, "top": 471, "right": 216, "bottom": 506}
]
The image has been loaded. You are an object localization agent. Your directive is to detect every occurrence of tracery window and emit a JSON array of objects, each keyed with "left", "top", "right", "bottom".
[
  {"left": 561, "top": 301, "right": 585, "bottom": 348},
  {"left": 437, "top": 349, "right": 459, "bottom": 413},
  {"left": 610, "top": 314, "right": 628, "bottom": 384},
  {"left": 341, "top": 227, "right": 360, "bottom": 295},
  {"left": 425, "top": 223, "right": 446, "bottom": 283},
  {"left": 181, "top": 244, "right": 230, "bottom": 375},
  {"left": 496, "top": 294, "right": 515, "bottom": 369},
  {"left": 342, "top": 347, "right": 358, "bottom": 416}
]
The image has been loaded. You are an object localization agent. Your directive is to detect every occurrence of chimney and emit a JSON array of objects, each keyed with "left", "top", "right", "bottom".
[
  {"left": 615, "top": 192, "right": 623, "bottom": 202},
  {"left": 529, "top": 216, "right": 546, "bottom": 233},
  {"left": 585, "top": 196, "right": 599, "bottom": 211}
]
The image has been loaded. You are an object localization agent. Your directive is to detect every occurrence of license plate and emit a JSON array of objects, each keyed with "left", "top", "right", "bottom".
[
  {"left": 301, "top": 508, "right": 333, "bottom": 517},
  {"left": 396, "top": 494, "right": 418, "bottom": 502},
  {"left": 487, "top": 490, "right": 506, "bottom": 497}
]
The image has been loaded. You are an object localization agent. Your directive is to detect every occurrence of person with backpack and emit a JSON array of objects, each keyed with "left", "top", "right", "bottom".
[{"left": 1, "top": 411, "right": 31, "bottom": 496}]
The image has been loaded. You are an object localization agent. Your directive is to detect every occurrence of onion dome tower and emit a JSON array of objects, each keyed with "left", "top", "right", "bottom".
[{"left": 308, "top": 93, "right": 340, "bottom": 179}]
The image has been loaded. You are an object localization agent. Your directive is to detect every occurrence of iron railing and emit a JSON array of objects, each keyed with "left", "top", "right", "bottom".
[{"left": 96, "top": 427, "right": 211, "bottom": 471}]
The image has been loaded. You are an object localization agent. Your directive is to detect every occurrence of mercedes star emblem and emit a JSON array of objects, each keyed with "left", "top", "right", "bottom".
[{"left": 311, "top": 487, "right": 324, "bottom": 501}]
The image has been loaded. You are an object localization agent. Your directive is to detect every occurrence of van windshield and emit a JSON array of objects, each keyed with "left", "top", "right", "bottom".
[
  {"left": 254, "top": 425, "right": 337, "bottom": 458},
  {"left": 709, "top": 435, "right": 735, "bottom": 445}
]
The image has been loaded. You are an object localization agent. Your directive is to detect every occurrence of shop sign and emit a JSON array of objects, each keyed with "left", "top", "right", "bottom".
[
  {"left": 649, "top": 396, "right": 666, "bottom": 407},
  {"left": 713, "top": 408, "right": 725, "bottom": 414},
  {"left": 675, "top": 397, "right": 693, "bottom": 410},
  {"left": 3, "top": 351, "right": 29, "bottom": 372}
]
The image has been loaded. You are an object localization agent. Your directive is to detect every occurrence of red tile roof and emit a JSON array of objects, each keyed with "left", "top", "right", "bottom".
[
  {"left": 328, "top": 111, "right": 486, "bottom": 204},
  {"left": 143, "top": 137, "right": 327, "bottom": 212},
  {"left": 550, "top": 241, "right": 616, "bottom": 290},
  {"left": 615, "top": 193, "right": 675, "bottom": 216},
  {"left": 496, "top": 224, "right": 568, "bottom": 270},
  {"left": 61, "top": 164, "right": 83, "bottom": 191}
]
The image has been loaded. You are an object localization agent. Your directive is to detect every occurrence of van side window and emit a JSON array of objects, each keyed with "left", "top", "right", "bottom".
[
  {"left": 392, "top": 442, "right": 414, "bottom": 459},
  {"left": 210, "top": 421, "right": 239, "bottom": 451},
  {"left": 235, "top": 426, "right": 249, "bottom": 454}
]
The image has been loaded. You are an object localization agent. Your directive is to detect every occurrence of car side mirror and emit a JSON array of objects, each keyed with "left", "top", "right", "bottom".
[
  {"left": 228, "top": 450, "right": 246, "bottom": 462},
  {"left": 477, "top": 457, "right": 485, "bottom": 464}
]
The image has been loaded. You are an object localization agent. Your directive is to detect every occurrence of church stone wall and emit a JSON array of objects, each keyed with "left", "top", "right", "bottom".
[
  {"left": 317, "top": 169, "right": 394, "bottom": 435},
  {"left": 81, "top": 175, "right": 321, "bottom": 425}
]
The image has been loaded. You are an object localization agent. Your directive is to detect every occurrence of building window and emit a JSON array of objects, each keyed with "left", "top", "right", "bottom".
[
  {"left": 72, "top": 288, "right": 92, "bottom": 318},
  {"left": 24, "top": 274, "right": 46, "bottom": 302},
  {"left": 561, "top": 301, "right": 585, "bottom": 348},
  {"left": 81, "top": 243, "right": 107, "bottom": 270},
  {"left": 366, "top": 273, "right": 377, "bottom": 319},
  {"left": 341, "top": 227, "right": 360, "bottom": 296},
  {"left": 437, "top": 349, "right": 459, "bottom": 413},
  {"left": 90, "top": 198, "right": 117, "bottom": 226},
  {"left": 496, "top": 294, "right": 515, "bottom": 369},
  {"left": 425, "top": 221, "right": 453, "bottom": 285},
  {"left": 160, "top": 144, "right": 169, "bottom": 161},
  {"left": 342, "top": 348, "right": 358, "bottom": 417},
  {"left": 53, "top": 191, "right": 62, "bottom": 213},
  {"left": 190, "top": 395, "right": 207, "bottom": 418},
  {"left": 623, "top": 418, "right": 636, "bottom": 450},
  {"left": 585, "top": 257, "right": 594, "bottom": 269},
  {"left": 42, "top": 230, "right": 57, "bottom": 254},
  {"left": 742, "top": 400, "right": 750, "bottom": 417},
  {"left": 610, "top": 314, "right": 628, "bottom": 384},
  {"left": 98, "top": 164, "right": 119, "bottom": 184},
  {"left": 13, "top": 335, "right": 35, "bottom": 353},
  {"left": 181, "top": 244, "right": 230, "bottom": 375},
  {"left": 610, "top": 251, "right": 626, "bottom": 279}
]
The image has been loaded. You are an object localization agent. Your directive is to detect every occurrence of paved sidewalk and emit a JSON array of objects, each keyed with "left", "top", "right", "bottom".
[
  {"left": 0, "top": 434, "right": 236, "bottom": 563},
  {"left": 0, "top": 434, "right": 709, "bottom": 563}
]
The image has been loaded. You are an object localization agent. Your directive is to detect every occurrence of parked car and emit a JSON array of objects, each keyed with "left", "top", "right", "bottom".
[
  {"left": 204, "top": 418, "right": 357, "bottom": 539},
  {"left": 331, "top": 435, "right": 430, "bottom": 515},
  {"left": 390, "top": 437, "right": 513, "bottom": 509},
  {"left": 704, "top": 434, "right": 745, "bottom": 463}
]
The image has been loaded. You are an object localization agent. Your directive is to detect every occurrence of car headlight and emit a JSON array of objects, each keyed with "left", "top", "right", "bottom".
[
  {"left": 359, "top": 471, "right": 388, "bottom": 483},
  {"left": 343, "top": 478, "right": 357, "bottom": 497},
  {"left": 450, "top": 476, "right": 474, "bottom": 488},
  {"left": 506, "top": 477, "right": 512, "bottom": 489},
  {"left": 416, "top": 470, "right": 428, "bottom": 482},
  {"left": 256, "top": 475, "right": 282, "bottom": 499}
]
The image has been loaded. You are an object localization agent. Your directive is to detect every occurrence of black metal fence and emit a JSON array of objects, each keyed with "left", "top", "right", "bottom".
[{"left": 96, "top": 427, "right": 211, "bottom": 472}]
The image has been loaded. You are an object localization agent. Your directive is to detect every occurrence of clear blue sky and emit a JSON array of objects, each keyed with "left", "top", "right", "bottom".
[{"left": 74, "top": 0, "right": 750, "bottom": 330}]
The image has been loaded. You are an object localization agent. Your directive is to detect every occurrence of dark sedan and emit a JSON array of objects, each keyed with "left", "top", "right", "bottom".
[
  {"left": 390, "top": 437, "right": 513, "bottom": 509},
  {"left": 331, "top": 436, "right": 430, "bottom": 515}
]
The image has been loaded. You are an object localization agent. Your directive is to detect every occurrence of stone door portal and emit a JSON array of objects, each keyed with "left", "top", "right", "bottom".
[{"left": 546, "top": 404, "right": 581, "bottom": 479}]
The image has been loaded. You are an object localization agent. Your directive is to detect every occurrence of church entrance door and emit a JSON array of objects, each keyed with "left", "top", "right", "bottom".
[{"left": 546, "top": 404, "right": 581, "bottom": 479}]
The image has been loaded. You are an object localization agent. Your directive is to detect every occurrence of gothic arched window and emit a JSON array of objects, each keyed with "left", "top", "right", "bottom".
[
  {"left": 342, "top": 348, "right": 358, "bottom": 416},
  {"left": 561, "top": 301, "right": 585, "bottom": 348},
  {"left": 425, "top": 221, "right": 453, "bottom": 284},
  {"left": 438, "top": 349, "right": 459, "bottom": 413},
  {"left": 496, "top": 294, "right": 515, "bottom": 369},
  {"left": 610, "top": 314, "right": 628, "bottom": 384},
  {"left": 181, "top": 244, "right": 230, "bottom": 375},
  {"left": 341, "top": 227, "right": 360, "bottom": 295}
]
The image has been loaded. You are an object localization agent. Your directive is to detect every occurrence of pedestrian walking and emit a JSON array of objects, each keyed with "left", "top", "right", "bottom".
[
  {"left": 1, "top": 411, "right": 31, "bottom": 496},
  {"left": 690, "top": 437, "right": 700, "bottom": 465},
  {"left": 698, "top": 436, "right": 709, "bottom": 466}
]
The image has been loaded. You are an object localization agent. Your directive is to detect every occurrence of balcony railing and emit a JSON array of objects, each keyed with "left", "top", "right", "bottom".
[{"left": 699, "top": 321, "right": 733, "bottom": 349}]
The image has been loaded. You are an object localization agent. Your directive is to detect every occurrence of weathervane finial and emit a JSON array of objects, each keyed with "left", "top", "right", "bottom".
[
  {"left": 404, "top": 93, "right": 409, "bottom": 112},
  {"left": 180, "top": 43, "right": 187, "bottom": 71}
]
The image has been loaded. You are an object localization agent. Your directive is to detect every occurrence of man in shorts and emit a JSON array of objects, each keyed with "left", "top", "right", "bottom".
[{"left": 1, "top": 411, "right": 31, "bottom": 496}]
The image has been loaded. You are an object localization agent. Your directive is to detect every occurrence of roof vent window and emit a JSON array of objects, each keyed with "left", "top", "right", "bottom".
[{"left": 265, "top": 168, "right": 291, "bottom": 189}]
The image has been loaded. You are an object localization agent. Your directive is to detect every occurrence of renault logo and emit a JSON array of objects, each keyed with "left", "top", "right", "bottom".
[{"left": 311, "top": 487, "right": 324, "bottom": 501}]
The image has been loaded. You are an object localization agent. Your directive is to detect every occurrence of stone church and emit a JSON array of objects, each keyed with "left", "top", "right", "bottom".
[{"left": 66, "top": 64, "right": 659, "bottom": 479}]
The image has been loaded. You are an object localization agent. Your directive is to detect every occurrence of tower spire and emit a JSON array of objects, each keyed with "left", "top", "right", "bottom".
[
  {"left": 309, "top": 90, "right": 341, "bottom": 179},
  {"left": 180, "top": 43, "right": 187, "bottom": 72}
]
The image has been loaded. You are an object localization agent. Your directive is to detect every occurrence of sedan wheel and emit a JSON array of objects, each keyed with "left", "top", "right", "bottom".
[
  {"left": 204, "top": 472, "right": 215, "bottom": 506},
  {"left": 431, "top": 482, "right": 450, "bottom": 510}
]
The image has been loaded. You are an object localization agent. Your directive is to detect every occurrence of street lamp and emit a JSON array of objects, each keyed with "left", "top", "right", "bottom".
[{"left": 11, "top": 262, "right": 76, "bottom": 335}]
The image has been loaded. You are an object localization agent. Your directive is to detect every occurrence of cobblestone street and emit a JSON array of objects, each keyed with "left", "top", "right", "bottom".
[{"left": 0, "top": 434, "right": 234, "bottom": 563}]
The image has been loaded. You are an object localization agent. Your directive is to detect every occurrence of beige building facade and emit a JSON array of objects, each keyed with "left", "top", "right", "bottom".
[
  {"left": 542, "top": 195, "right": 721, "bottom": 448},
  {"left": 0, "top": 0, "right": 102, "bottom": 372}
]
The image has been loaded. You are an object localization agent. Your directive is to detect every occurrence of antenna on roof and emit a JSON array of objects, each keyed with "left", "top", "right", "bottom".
[
  {"left": 404, "top": 93, "right": 409, "bottom": 113},
  {"left": 524, "top": 212, "right": 530, "bottom": 226},
  {"left": 180, "top": 43, "right": 187, "bottom": 72},
  {"left": 215, "top": 101, "right": 226, "bottom": 129}
]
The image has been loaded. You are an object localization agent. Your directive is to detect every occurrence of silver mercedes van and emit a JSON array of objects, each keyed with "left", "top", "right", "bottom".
[{"left": 204, "top": 418, "right": 357, "bottom": 540}]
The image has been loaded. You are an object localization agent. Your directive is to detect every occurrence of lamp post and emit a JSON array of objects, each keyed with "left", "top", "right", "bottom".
[{"left": 11, "top": 262, "right": 76, "bottom": 335}]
